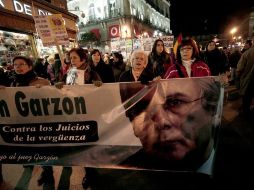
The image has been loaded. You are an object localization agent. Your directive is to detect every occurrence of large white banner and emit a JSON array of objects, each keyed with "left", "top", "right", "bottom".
[{"left": 0, "top": 78, "right": 223, "bottom": 174}]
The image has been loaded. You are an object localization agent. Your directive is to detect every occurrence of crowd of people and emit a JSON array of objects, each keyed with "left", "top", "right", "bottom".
[
  {"left": 0, "top": 36, "right": 254, "bottom": 189},
  {"left": 0, "top": 37, "right": 242, "bottom": 86}
]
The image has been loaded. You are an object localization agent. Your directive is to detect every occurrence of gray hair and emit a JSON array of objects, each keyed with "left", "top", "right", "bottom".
[{"left": 196, "top": 77, "right": 221, "bottom": 114}]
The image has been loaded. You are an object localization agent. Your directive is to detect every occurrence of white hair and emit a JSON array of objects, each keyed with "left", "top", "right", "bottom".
[{"left": 130, "top": 49, "right": 148, "bottom": 67}]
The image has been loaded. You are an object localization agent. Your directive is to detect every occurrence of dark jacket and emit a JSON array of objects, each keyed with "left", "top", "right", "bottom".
[
  {"left": 53, "top": 58, "right": 62, "bottom": 82},
  {"left": 0, "top": 68, "right": 11, "bottom": 86},
  {"left": 229, "top": 50, "right": 241, "bottom": 68},
  {"left": 119, "top": 68, "right": 154, "bottom": 83},
  {"left": 111, "top": 60, "right": 126, "bottom": 82},
  {"left": 9, "top": 70, "right": 50, "bottom": 87},
  {"left": 91, "top": 61, "right": 115, "bottom": 83},
  {"left": 201, "top": 48, "right": 227, "bottom": 76}
]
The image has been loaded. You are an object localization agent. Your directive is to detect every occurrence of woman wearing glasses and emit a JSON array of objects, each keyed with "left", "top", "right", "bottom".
[
  {"left": 164, "top": 38, "right": 210, "bottom": 79},
  {"left": 0, "top": 56, "right": 51, "bottom": 187},
  {"left": 9, "top": 56, "right": 50, "bottom": 87}
]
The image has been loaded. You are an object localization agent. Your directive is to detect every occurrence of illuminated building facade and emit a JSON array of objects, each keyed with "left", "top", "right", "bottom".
[{"left": 67, "top": 0, "right": 171, "bottom": 50}]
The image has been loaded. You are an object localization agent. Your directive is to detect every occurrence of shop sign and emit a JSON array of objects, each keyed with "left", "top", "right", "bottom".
[
  {"left": 109, "top": 25, "right": 120, "bottom": 38},
  {"left": 0, "top": 0, "right": 77, "bottom": 33},
  {"left": 0, "top": 0, "right": 51, "bottom": 16}
]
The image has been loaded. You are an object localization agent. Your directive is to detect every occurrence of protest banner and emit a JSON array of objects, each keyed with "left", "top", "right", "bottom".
[
  {"left": 161, "top": 35, "right": 174, "bottom": 49},
  {"left": 33, "top": 14, "right": 69, "bottom": 63},
  {"left": 0, "top": 77, "right": 223, "bottom": 175},
  {"left": 33, "top": 14, "right": 69, "bottom": 47}
]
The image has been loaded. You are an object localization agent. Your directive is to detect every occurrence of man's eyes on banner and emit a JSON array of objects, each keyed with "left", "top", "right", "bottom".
[{"left": 162, "top": 97, "right": 203, "bottom": 114}]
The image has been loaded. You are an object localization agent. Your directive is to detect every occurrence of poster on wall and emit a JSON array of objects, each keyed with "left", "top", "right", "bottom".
[
  {"left": 142, "top": 37, "right": 154, "bottom": 52},
  {"left": 133, "top": 38, "right": 142, "bottom": 50},
  {"left": 126, "top": 39, "right": 133, "bottom": 53},
  {"left": 111, "top": 37, "right": 120, "bottom": 52},
  {"left": 0, "top": 77, "right": 223, "bottom": 176}
]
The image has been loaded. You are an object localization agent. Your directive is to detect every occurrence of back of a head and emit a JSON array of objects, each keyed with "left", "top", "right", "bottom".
[
  {"left": 246, "top": 39, "right": 252, "bottom": 47},
  {"left": 54, "top": 53, "right": 60, "bottom": 60},
  {"left": 113, "top": 52, "right": 124, "bottom": 62}
]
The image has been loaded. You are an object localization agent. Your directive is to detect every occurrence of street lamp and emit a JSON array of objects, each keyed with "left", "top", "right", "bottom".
[
  {"left": 230, "top": 27, "right": 237, "bottom": 47},
  {"left": 230, "top": 27, "right": 237, "bottom": 39}
]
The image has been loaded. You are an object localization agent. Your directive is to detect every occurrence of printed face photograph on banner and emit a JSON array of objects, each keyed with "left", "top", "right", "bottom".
[{"left": 119, "top": 77, "right": 222, "bottom": 174}]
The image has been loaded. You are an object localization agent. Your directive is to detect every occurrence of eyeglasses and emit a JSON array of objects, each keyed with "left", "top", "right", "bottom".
[
  {"left": 162, "top": 96, "right": 203, "bottom": 115},
  {"left": 180, "top": 47, "right": 193, "bottom": 51},
  {"left": 14, "top": 63, "right": 28, "bottom": 67}
]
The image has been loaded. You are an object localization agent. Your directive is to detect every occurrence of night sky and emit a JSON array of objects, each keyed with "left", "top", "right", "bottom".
[{"left": 170, "top": 0, "right": 254, "bottom": 36}]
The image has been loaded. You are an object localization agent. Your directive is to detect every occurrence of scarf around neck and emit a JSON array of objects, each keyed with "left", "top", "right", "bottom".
[{"left": 12, "top": 70, "right": 37, "bottom": 86}]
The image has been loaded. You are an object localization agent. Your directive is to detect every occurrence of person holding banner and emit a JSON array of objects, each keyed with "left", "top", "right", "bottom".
[
  {"left": 8, "top": 56, "right": 51, "bottom": 87},
  {"left": 11, "top": 56, "right": 53, "bottom": 187},
  {"left": 55, "top": 47, "right": 102, "bottom": 87},
  {"left": 53, "top": 47, "right": 102, "bottom": 189},
  {"left": 164, "top": 38, "right": 210, "bottom": 79},
  {"left": 0, "top": 56, "right": 52, "bottom": 187},
  {"left": 83, "top": 50, "right": 154, "bottom": 189},
  {"left": 119, "top": 49, "right": 154, "bottom": 83},
  {"left": 147, "top": 39, "right": 172, "bottom": 78}
]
